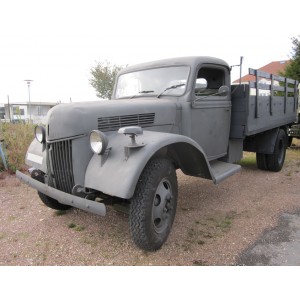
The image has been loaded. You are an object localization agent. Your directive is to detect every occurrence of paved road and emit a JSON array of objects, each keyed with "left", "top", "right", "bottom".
[{"left": 236, "top": 210, "right": 300, "bottom": 266}]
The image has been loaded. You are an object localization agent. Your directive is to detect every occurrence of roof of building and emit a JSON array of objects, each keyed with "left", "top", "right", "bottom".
[
  {"left": 2, "top": 102, "right": 58, "bottom": 106},
  {"left": 233, "top": 60, "right": 290, "bottom": 83}
]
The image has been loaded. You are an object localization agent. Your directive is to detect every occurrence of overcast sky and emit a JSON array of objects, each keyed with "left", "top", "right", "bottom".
[{"left": 0, "top": 0, "right": 298, "bottom": 104}]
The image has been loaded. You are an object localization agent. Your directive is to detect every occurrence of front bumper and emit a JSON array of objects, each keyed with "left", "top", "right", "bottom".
[{"left": 16, "top": 170, "right": 106, "bottom": 216}]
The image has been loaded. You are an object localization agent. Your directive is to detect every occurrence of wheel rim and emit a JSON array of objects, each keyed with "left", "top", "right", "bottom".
[{"left": 152, "top": 178, "right": 173, "bottom": 234}]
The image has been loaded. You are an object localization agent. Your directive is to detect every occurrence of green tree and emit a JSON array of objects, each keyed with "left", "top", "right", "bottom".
[
  {"left": 280, "top": 36, "right": 300, "bottom": 82},
  {"left": 89, "top": 61, "right": 123, "bottom": 99}
]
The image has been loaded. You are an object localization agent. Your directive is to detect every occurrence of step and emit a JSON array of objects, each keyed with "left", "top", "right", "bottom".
[{"left": 209, "top": 160, "right": 241, "bottom": 184}]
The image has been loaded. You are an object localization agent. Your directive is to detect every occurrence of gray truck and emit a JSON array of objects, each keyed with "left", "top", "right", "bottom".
[{"left": 17, "top": 56, "right": 299, "bottom": 251}]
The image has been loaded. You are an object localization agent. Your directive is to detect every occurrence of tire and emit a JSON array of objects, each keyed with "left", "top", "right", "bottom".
[
  {"left": 38, "top": 191, "right": 71, "bottom": 211},
  {"left": 129, "top": 158, "right": 178, "bottom": 251},
  {"left": 256, "top": 153, "right": 268, "bottom": 170},
  {"left": 287, "top": 136, "right": 293, "bottom": 148},
  {"left": 266, "top": 129, "right": 287, "bottom": 172}
]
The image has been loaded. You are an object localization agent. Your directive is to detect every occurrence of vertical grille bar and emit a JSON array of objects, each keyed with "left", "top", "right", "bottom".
[
  {"left": 48, "top": 140, "right": 75, "bottom": 194},
  {"left": 51, "top": 142, "right": 63, "bottom": 191}
]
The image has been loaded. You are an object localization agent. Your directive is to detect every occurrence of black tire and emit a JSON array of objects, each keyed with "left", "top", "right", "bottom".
[
  {"left": 287, "top": 136, "right": 293, "bottom": 148},
  {"left": 266, "top": 129, "right": 287, "bottom": 172},
  {"left": 256, "top": 153, "right": 268, "bottom": 170},
  {"left": 38, "top": 191, "right": 71, "bottom": 211},
  {"left": 129, "top": 158, "right": 178, "bottom": 251}
]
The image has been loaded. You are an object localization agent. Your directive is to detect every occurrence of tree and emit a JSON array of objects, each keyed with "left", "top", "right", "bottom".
[
  {"left": 89, "top": 61, "right": 124, "bottom": 99},
  {"left": 280, "top": 36, "right": 300, "bottom": 82}
]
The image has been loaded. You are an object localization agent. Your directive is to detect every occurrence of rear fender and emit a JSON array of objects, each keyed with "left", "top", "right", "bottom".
[{"left": 84, "top": 131, "right": 213, "bottom": 199}]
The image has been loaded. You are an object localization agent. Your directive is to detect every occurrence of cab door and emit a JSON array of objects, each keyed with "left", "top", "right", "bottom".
[{"left": 191, "top": 64, "right": 231, "bottom": 160}]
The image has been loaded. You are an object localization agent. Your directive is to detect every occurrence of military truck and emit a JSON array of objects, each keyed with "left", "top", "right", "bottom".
[{"left": 17, "top": 56, "right": 299, "bottom": 251}]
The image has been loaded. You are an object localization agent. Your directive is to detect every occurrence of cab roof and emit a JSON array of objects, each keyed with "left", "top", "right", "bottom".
[{"left": 118, "top": 56, "right": 230, "bottom": 75}]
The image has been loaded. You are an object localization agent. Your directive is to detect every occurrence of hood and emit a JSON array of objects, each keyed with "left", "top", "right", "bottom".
[{"left": 47, "top": 99, "right": 178, "bottom": 141}]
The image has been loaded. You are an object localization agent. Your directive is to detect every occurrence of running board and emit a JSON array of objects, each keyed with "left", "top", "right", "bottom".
[{"left": 209, "top": 160, "right": 241, "bottom": 184}]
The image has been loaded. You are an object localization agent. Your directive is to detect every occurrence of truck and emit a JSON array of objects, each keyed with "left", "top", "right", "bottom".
[{"left": 16, "top": 56, "right": 299, "bottom": 251}]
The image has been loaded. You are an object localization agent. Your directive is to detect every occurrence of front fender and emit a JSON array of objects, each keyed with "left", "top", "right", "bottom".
[
  {"left": 25, "top": 139, "right": 47, "bottom": 173},
  {"left": 84, "top": 131, "right": 213, "bottom": 199}
]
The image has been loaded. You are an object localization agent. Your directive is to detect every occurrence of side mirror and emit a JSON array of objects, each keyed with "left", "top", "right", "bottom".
[
  {"left": 196, "top": 78, "right": 207, "bottom": 89},
  {"left": 218, "top": 85, "right": 230, "bottom": 96}
]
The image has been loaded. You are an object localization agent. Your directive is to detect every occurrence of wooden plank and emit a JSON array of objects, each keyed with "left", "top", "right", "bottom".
[
  {"left": 249, "top": 82, "right": 271, "bottom": 90},
  {"left": 273, "top": 86, "right": 285, "bottom": 92},
  {"left": 272, "top": 74, "right": 285, "bottom": 82},
  {"left": 249, "top": 68, "right": 271, "bottom": 79}
]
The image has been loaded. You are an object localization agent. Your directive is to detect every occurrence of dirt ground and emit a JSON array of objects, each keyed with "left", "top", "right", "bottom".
[{"left": 0, "top": 143, "right": 299, "bottom": 266}]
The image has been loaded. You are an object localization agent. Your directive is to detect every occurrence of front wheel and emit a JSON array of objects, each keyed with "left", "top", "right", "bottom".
[
  {"left": 38, "top": 191, "right": 71, "bottom": 211},
  {"left": 129, "top": 158, "right": 178, "bottom": 251}
]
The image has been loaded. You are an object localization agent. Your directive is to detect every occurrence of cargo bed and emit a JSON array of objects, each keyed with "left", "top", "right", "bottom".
[{"left": 230, "top": 69, "right": 298, "bottom": 139}]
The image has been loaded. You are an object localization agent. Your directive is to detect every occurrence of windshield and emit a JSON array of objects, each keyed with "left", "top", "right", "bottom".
[{"left": 115, "top": 66, "right": 190, "bottom": 99}]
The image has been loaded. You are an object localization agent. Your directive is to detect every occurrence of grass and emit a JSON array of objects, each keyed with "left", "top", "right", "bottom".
[
  {"left": 183, "top": 211, "right": 237, "bottom": 251},
  {"left": 54, "top": 210, "right": 67, "bottom": 216},
  {"left": 0, "top": 122, "right": 34, "bottom": 172},
  {"left": 237, "top": 152, "right": 256, "bottom": 168},
  {"left": 68, "top": 222, "right": 85, "bottom": 231}
]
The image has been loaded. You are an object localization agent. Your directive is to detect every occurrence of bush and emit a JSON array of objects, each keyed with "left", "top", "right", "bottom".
[{"left": 0, "top": 122, "right": 34, "bottom": 172}]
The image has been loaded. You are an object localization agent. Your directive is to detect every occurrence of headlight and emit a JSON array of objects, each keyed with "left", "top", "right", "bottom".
[
  {"left": 35, "top": 126, "right": 46, "bottom": 143},
  {"left": 89, "top": 130, "right": 108, "bottom": 155}
]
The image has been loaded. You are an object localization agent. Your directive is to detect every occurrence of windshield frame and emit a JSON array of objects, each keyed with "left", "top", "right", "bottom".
[{"left": 114, "top": 65, "right": 191, "bottom": 100}]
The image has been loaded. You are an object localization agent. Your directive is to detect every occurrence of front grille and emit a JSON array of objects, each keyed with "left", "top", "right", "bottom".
[
  {"left": 47, "top": 140, "right": 75, "bottom": 194},
  {"left": 98, "top": 113, "right": 155, "bottom": 132}
]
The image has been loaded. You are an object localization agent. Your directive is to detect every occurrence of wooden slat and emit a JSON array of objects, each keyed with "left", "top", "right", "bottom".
[{"left": 249, "top": 68, "right": 271, "bottom": 79}]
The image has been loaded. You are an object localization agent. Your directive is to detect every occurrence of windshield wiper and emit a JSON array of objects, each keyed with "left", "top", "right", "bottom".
[
  {"left": 157, "top": 84, "right": 185, "bottom": 98},
  {"left": 130, "top": 90, "right": 154, "bottom": 99}
]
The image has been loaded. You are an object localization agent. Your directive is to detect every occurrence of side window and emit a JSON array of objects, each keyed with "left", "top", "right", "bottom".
[{"left": 195, "top": 67, "right": 225, "bottom": 97}]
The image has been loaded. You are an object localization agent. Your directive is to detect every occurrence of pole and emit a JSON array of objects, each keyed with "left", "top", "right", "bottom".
[
  {"left": 7, "top": 95, "right": 11, "bottom": 122},
  {"left": 24, "top": 80, "right": 33, "bottom": 123},
  {"left": 239, "top": 56, "right": 244, "bottom": 85}
]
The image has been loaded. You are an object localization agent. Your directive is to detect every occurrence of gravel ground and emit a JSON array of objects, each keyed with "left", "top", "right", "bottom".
[{"left": 0, "top": 144, "right": 299, "bottom": 266}]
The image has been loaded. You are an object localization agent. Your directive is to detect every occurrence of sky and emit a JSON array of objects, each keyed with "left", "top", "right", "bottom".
[{"left": 0, "top": 0, "right": 299, "bottom": 104}]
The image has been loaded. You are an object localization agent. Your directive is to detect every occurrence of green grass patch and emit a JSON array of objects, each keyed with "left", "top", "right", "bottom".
[
  {"left": 74, "top": 225, "right": 85, "bottom": 231},
  {"left": 237, "top": 152, "right": 256, "bottom": 168},
  {"left": 0, "top": 122, "right": 34, "bottom": 172},
  {"left": 216, "top": 216, "right": 232, "bottom": 232},
  {"left": 55, "top": 210, "right": 67, "bottom": 216},
  {"left": 68, "top": 222, "right": 85, "bottom": 231}
]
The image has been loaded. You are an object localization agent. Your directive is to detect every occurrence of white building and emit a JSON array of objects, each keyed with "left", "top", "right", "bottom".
[{"left": 0, "top": 102, "right": 58, "bottom": 124}]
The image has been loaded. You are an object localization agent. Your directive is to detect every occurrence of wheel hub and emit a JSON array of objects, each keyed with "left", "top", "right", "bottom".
[{"left": 152, "top": 178, "right": 173, "bottom": 233}]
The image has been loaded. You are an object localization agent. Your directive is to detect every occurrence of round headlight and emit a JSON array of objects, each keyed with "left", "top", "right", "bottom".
[
  {"left": 35, "top": 126, "right": 46, "bottom": 143},
  {"left": 89, "top": 130, "right": 108, "bottom": 155}
]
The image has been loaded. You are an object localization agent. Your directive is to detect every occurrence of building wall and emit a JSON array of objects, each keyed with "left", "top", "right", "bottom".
[{"left": 1, "top": 103, "right": 56, "bottom": 124}]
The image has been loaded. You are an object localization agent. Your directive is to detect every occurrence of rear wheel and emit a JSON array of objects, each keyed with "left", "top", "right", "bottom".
[
  {"left": 38, "top": 191, "right": 71, "bottom": 211},
  {"left": 266, "top": 129, "right": 287, "bottom": 172},
  {"left": 287, "top": 136, "right": 293, "bottom": 148},
  {"left": 256, "top": 153, "right": 268, "bottom": 170},
  {"left": 129, "top": 158, "right": 178, "bottom": 251}
]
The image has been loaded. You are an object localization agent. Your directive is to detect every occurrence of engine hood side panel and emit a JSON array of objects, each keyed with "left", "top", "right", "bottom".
[{"left": 47, "top": 99, "right": 178, "bottom": 141}]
